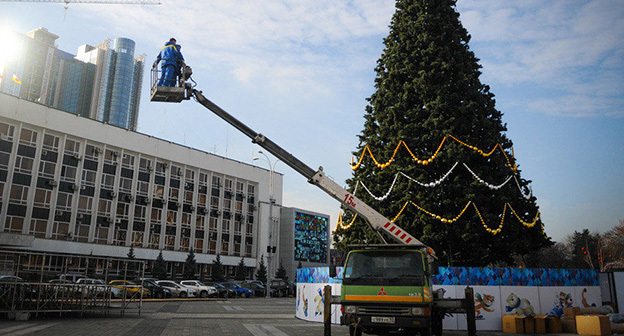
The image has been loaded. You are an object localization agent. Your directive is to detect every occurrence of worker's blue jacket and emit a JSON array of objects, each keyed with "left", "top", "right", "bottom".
[{"left": 156, "top": 41, "right": 184, "bottom": 67}]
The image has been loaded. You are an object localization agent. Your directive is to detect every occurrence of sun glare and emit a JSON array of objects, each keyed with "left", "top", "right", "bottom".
[{"left": 0, "top": 26, "right": 20, "bottom": 70}]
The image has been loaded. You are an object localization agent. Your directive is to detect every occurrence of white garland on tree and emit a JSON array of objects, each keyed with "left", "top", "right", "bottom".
[{"left": 351, "top": 161, "right": 533, "bottom": 201}]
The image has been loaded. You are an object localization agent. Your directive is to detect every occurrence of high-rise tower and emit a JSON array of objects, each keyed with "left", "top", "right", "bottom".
[{"left": 0, "top": 28, "right": 143, "bottom": 131}]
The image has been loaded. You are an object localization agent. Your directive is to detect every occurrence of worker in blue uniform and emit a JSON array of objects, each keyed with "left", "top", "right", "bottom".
[{"left": 153, "top": 38, "right": 184, "bottom": 87}]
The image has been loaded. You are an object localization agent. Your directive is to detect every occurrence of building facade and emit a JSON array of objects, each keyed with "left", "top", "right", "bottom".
[
  {"left": 279, "top": 207, "right": 330, "bottom": 282},
  {"left": 0, "top": 28, "right": 143, "bottom": 131},
  {"left": 0, "top": 92, "right": 282, "bottom": 279}
]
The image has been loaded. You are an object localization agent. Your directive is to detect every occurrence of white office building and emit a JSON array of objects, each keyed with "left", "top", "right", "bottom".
[{"left": 0, "top": 92, "right": 283, "bottom": 279}]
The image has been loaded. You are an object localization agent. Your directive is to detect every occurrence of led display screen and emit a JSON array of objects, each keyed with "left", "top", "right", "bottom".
[{"left": 294, "top": 211, "right": 328, "bottom": 263}]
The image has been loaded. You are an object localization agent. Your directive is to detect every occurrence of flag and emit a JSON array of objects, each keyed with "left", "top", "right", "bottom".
[{"left": 12, "top": 74, "right": 21, "bottom": 85}]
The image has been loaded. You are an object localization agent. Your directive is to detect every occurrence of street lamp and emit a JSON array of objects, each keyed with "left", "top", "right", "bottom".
[{"left": 253, "top": 150, "right": 280, "bottom": 296}]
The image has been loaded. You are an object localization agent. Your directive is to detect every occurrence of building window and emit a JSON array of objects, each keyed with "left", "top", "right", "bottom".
[
  {"left": 81, "top": 169, "right": 97, "bottom": 186},
  {"left": 196, "top": 215, "right": 205, "bottom": 230},
  {"left": 85, "top": 144, "right": 101, "bottom": 160},
  {"left": 14, "top": 155, "right": 34, "bottom": 174},
  {"left": 168, "top": 186, "right": 179, "bottom": 200},
  {"left": 19, "top": 128, "right": 38, "bottom": 147},
  {"left": 104, "top": 149, "right": 119, "bottom": 165},
  {"left": 34, "top": 188, "right": 52, "bottom": 207},
  {"left": 134, "top": 204, "right": 146, "bottom": 221},
  {"left": 185, "top": 169, "right": 194, "bottom": 180},
  {"left": 101, "top": 173, "right": 115, "bottom": 189},
  {"left": 0, "top": 122, "right": 15, "bottom": 141},
  {"left": 155, "top": 161, "right": 167, "bottom": 177},
  {"left": 56, "top": 192, "right": 73, "bottom": 211},
  {"left": 210, "top": 196, "right": 219, "bottom": 209},
  {"left": 220, "top": 234, "right": 229, "bottom": 256},
  {"left": 64, "top": 138, "right": 80, "bottom": 155},
  {"left": 149, "top": 224, "right": 161, "bottom": 249},
  {"left": 94, "top": 224, "right": 108, "bottom": 244},
  {"left": 97, "top": 199, "right": 112, "bottom": 216},
  {"left": 208, "top": 232, "right": 217, "bottom": 254},
  {"left": 78, "top": 196, "right": 93, "bottom": 213},
  {"left": 51, "top": 221, "right": 69, "bottom": 240},
  {"left": 0, "top": 151, "right": 11, "bottom": 170},
  {"left": 137, "top": 180, "right": 149, "bottom": 196},
  {"left": 224, "top": 178, "right": 232, "bottom": 192},
  {"left": 116, "top": 202, "right": 130, "bottom": 219},
  {"left": 30, "top": 219, "right": 48, "bottom": 238},
  {"left": 9, "top": 185, "right": 29, "bottom": 205},
  {"left": 199, "top": 172, "right": 208, "bottom": 185},
  {"left": 139, "top": 157, "right": 152, "bottom": 172},
  {"left": 38, "top": 160, "right": 56, "bottom": 178},
  {"left": 166, "top": 210, "right": 176, "bottom": 226},
  {"left": 43, "top": 134, "right": 60, "bottom": 152},
  {"left": 114, "top": 225, "right": 127, "bottom": 246},
  {"left": 194, "top": 231, "right": 204, "bottom": 252},
  {"left": 222, "top": 219, "right": 230, "bottom": 232},
  {"left": 119, "top": 177, "right": 132, "bottom": 193},
  {"left": 5, "top": 216, "right": 24, "bottom": 233},
  {"left": 164, "top": 227, "right": 175, "bottom": 251},
  {"left": 132, "top": 230, "right": 143, "bottom": 247},
  {"left": 75, "top": 222, "right": 90, "bottom": 242},
  {"left": 60, "top": 165, "right": 77, "bottom": 182},
  {"left": 122, "top": 153, "right": 135, "bottom": 169}
]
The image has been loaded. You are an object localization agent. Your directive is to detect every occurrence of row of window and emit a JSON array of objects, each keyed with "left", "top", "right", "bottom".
[{"left": 0, "top": 121, "right": 260, "bottom": 258}]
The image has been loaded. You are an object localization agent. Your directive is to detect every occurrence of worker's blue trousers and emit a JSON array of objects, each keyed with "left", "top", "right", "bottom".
[{"left": 159, "top": 64, "right": 178, "bottom": 87}]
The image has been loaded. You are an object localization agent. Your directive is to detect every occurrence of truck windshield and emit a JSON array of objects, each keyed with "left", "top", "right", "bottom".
[{"left": 343, "top": 250, "right": 425, "bottom": 286}]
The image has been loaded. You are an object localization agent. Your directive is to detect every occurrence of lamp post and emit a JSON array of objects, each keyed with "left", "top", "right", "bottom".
[{"left": 253, "top": 150, "right": 280, "bottom": 297}]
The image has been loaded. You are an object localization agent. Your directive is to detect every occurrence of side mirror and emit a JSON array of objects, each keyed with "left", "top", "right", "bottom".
[
  {"left": 329, "top": 265, "right": 337, "bottom": 278},
  {"left": 429, "top": 258, "right": 440, "bottom": 275}
]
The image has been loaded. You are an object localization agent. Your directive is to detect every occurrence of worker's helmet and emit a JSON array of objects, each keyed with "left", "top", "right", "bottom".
[{"left": 169, "top": 38, "right": 177, "bottom": 43}]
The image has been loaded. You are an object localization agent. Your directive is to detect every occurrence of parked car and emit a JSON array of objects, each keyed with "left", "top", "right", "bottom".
[
  {"left": 136, "top": 279, "right": 171, "bottom": 299},
  {"left": 0, "top": 276, "right": 24, "bottom": 282},
  {"left": 179, "top": 280, "right": 217, "bottom": 298},
  {"left": 58, "top": 273, "right": 85, "bottom": 283},
  {"left": 156, "top": 280, "right": 197, "bottom": 298},
  {"left": 269, "top": 279, "right": 293, "bottom": 297},
  {"left": 204, "top": 282, "right": 232, "bottom": 298},
  {"left": 220, "top": 282, "right": 253, "bottom": 298},
  {"left": 76, "top": 278, "right": 123, "bottom": 298},
  {"left": 241, "top": 282, "right": 266, "bottom": 297},
  {"left": 109, "top": 280, "right": 149, "bottom": 298},
  {"left": 47, "top": 279, "right": 72, "bottom": 284}
]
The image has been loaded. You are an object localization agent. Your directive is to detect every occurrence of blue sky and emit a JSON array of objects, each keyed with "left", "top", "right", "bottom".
[{"left": 1, "top": 0, "right": 622, "bottom": 242}]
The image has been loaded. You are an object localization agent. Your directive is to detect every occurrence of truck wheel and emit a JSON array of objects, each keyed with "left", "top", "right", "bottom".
[{"left": 348, "top": 325, "right": 362, "bottom": 336}]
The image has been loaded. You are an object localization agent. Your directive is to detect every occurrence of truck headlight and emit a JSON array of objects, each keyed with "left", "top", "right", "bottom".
[
  {"left": 345, "top": 306, "right": 357, "bottom": 314},
  {"left": 410, "top": 307, "right": 425, "bottom": 315}
]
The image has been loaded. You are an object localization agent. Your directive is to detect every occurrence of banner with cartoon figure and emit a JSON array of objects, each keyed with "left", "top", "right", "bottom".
[{"left": 296, "top": 266, "right": 601, "bottom": 330}]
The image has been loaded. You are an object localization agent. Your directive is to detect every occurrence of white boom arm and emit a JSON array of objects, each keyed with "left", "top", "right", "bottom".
[{"left": 192, "top": 90, "right": 425, "bottom": 246}]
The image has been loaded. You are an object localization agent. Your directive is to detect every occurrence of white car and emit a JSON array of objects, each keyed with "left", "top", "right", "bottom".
[
  {"left": 76, "top": 278, "right": 123, "bottom": 298},
  {"left": 156, "top": 280, "right": 198, "bottom": 298},
  {"left": 180, "top": 280, "right": 218, "bottom": 298}
]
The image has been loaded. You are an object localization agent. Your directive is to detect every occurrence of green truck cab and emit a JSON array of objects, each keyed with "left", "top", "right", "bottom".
[{"left": 339, "top": 245, "right": 440, "bottom": 336}]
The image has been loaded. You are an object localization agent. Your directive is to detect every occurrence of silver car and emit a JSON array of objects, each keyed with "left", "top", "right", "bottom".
[{"left": 156, "top": 280, "right": 197, "bottom": 298}]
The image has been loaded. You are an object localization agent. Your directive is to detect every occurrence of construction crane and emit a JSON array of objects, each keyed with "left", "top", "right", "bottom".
[
  {"left": 0, "top": 0, "right": 160, "bottom": 4},
  {"left": 1, "top": 0, "right": 161, "bottom": 20}
]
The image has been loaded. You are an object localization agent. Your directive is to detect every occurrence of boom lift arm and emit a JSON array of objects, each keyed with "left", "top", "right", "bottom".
[{"left": 190, "top": 90, "right": 424, "bottom": 246}]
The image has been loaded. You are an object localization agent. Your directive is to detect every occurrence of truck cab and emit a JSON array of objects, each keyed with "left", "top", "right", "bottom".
[{"left": 340, "top": 245, "right": 438, "bottom": 336}]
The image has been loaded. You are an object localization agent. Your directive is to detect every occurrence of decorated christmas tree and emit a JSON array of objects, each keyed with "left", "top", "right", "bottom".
[{"left": 334, "top": 0, "right": 551, "bottom": 266}]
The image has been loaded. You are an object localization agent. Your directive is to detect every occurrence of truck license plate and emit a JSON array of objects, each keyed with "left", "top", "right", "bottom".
[{"left": 371, "top": 316, "right": 395, "bottom": 324}]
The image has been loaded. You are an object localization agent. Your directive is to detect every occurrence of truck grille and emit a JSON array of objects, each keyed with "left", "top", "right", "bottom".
[{"left": 359, "top": 307, "right": 411, "bottom": 316}]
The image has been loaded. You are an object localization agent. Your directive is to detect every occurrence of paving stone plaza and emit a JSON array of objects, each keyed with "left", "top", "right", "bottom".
[{"left": 0, "top": 298, "right": 577, "bottom": 336}]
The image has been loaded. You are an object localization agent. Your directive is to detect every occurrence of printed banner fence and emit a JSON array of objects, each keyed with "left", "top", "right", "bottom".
[{"left": 295, "top": 266, "right": 601, "bottom": 330}]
